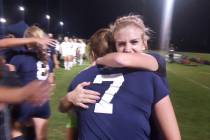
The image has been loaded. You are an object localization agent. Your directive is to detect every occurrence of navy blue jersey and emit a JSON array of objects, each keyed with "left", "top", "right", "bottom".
[
  {"left": 148, "top": 52, "right": 168, "bottom": 88},
  {"left": 68, "top": 65, "right": 169, "bottom": 140},
  {"left": 9, "top": 53, "right": 51, "bottom": 122},
  {"left": 9, "top": 54, "right": 50, "bottom": 85}
]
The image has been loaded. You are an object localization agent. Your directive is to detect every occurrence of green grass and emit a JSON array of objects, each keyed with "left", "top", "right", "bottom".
[{"left": 49, "top": 52, "right": 210, "bottom": 140}]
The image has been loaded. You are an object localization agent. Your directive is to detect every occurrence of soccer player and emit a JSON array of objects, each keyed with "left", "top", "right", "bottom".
[
  {"left": 95, "top": 15, "right": 169, "bottom": 140},
  {"left": 60, "top": 24, "right": 180, "bottom": 140},
  {"left": 9, "top": 26, "right": 53, "bottom": 140},
  {"left": 0, "top": 58, "right": 51, "bottom": 140}
]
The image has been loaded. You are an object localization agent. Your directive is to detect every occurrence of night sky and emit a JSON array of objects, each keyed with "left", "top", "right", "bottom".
[{"left": 1, "top": 0, "right": 210, "bottom": 53}]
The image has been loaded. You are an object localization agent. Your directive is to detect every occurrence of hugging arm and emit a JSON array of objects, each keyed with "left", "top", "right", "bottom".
[
  {"left": 96, "top": 52, "right": 159, "bottom": 71},
  {"left": 59, "top": 82, "right": 100, "bottom": 113}
]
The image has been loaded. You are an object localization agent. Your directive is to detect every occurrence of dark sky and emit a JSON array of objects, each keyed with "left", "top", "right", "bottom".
[{"left": 1, "top": 0, "right": 210, "bottom": 52}]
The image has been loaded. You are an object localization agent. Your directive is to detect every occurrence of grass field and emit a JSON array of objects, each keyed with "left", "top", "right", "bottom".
[{"left": 48, "top": 52, "right": 210, "bottom": 140}]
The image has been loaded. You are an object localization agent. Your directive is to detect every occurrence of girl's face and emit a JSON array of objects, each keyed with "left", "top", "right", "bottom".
[{"left": 114, "top": 25, "right": 146, "bottom": 53}]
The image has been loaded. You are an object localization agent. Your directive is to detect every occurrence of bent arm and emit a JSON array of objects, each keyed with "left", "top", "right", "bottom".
[
  {"left": 59, "top": 95, "right": 74, "bottom": 113},
  {"left": 96, "top": 52, "right": 158, "bottom": 71},
  {"left": 59, "top": 82, "right": 100, "bottom": 113},
  {"left": 154, "top": 96, "right": 181, "bottom": 140}
]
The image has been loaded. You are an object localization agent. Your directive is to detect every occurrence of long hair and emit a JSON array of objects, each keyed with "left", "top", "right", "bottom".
[{"left": 24, "top": 25, "right": 48, "bottom": 64}]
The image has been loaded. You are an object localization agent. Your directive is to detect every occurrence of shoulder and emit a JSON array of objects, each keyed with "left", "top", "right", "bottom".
[
  {"left": 71, "top": 65, "right": 98, "bottom": 82},
  {"left": 147, "top": 51, "right": 165, "bottom": 63},
  {"left": 147, "top": 51, "right": 167, "bottom": 76}
]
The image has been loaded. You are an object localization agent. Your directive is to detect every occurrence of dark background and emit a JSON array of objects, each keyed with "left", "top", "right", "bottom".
[{"left": 1, "top": 0, "right": 210, "bottom": 52}]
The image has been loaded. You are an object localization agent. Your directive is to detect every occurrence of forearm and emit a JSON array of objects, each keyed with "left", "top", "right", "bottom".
[
  {"left": 96, "top": 52, "right": 158, "bottom": 71},
  {"left": 155, "top": 96, "right": 181, "bottom": 140},
  {"left": 59, "top": 96, "right": 74, "bottom": 113},
  {"left": 0, "top": 38, "right": 36, "bottom": 48},
  {"left": 0, "top": 87, "right": 28, "bottom": 103}
]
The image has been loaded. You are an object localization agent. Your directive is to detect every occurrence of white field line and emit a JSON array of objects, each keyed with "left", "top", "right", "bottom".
[
  {"left": 167, "top": 68, "right": 210, "bottom": 91},
  {"left": 199, "top": 72, "right": 210, "bottom": 76}
]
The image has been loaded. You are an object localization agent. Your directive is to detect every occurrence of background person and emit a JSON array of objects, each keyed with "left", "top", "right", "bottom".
[{"left": 9, "top": 25, "right": 53, "bottom": 140}]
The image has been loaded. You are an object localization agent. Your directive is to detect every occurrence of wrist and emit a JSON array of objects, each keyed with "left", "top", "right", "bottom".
[
  {"left": 18, "top": 87, "right": 29, "bottom": 102},
  {"left": 66, "top": 93, "right": 74, "bottom": 104}
]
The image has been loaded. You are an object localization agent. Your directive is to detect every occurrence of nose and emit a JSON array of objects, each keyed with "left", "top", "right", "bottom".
[{"left": 124, "top": 43, "right": 132, "bottom": 53}]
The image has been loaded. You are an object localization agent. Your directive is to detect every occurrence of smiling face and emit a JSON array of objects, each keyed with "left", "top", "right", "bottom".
[{"left": 113, "top": 25, "right": 146, "bottom": 53}]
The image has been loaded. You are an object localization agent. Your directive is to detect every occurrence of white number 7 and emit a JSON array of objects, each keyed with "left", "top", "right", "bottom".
[{"left": 93, "top": 73, "right": 124, "bottom": 114}]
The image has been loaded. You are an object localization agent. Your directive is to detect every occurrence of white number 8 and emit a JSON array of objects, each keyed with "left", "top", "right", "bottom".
[
  {"left": 36, "top": 61, "right": 49, "bottom": 80},
  {"left": 93, "top": 73, "right": 124, "bottom": 114}
]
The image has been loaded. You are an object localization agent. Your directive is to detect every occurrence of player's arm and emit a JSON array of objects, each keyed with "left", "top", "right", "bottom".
[
  {"left": 59, "top": 82, "right": 100, "bottom": 113},
  {"left": 59, "top": 96, "right": 74, "bottom": 113},
  {"left": 154, "top": 96, "right": 181, "bottom": 140},
  {"left": 0, "top": 80, "right": 51, "bottom": 104},
  {"left": 0, "top": 38, "right": 56, "bottom": 48},
  {"left": 96, "top": 52, "right": 158, "bottom": 71},
  {"left": 0, "top": 87, "right": 28, "bottom": 103}
]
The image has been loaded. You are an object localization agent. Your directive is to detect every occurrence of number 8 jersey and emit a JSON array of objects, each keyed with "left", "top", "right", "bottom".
[
  {"left": 9, "top": 54, "right": 50, "bottom": 85},
  {"left": 68, "top": 65, "right": 169, "bottom": 140}
]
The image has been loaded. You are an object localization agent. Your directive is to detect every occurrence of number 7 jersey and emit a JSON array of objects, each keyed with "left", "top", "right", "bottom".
[{"left": 68, "top": 65, "right": 169, "bottom": 140}]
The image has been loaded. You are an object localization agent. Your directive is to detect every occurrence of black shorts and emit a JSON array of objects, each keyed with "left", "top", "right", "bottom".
[{"left": 18, "top": 101, "right": 51, "bottom": 123}]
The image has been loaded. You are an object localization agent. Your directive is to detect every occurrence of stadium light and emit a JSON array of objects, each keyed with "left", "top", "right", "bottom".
[
  {"left": 0, "top": 17, "right": 7, "bottom": 23},
  {"left": 59, "top": 21, "right": 64, "bottom": 26},
  {"left": 45, "top": 14, "right": 51, "bottom": 32},
  {"left": 18, "top": 6, "right": 25, "bottom": 12},
  {"left": 159, "top": 0, "right": 175, "bottom": 50},
  {"left": 45, "top": 14, "right": 50, "bottom": 20}
]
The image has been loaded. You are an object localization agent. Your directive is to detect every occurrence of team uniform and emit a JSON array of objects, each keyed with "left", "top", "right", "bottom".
[
  {"left": 9, "top": 52, "right": 51, "bottom": 123},
  {"left": 60, "top": 41, "right": 75, "bottom": 57},
  {"left": 76, "top": 41, "right": 86, "bottom": 65},
  {"left": 68, "top": 65, "right": 169, "bottom": 140},
  {"left": 147, "top": 52, "right": 168, "bottom": 140}
]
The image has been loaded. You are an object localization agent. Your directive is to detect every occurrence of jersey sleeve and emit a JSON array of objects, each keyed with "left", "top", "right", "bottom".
[
  {"left": 148, "top": 52, "right": 169, "bottom": 88},
  {"left": 148, "top": 52, "right": 166, "bottom": 77},
  {"left": 153, "top": 74, "right": 169, "bottom": 104}
]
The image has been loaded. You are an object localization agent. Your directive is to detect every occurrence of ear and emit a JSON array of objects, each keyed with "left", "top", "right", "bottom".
[
  {"left": 91, "top": 51, "right": 96, "bottom": 61},
  {"left": 142, "top": 36, "right": 148, "bottom": 50},
  {"left": 142, "top": 41, "right": 147, "bottom": 50}
]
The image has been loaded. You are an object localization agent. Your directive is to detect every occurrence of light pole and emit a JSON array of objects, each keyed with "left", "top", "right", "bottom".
[
  {"left": 18, "top": 5, "right": 25, "bottom": 20},
  {"left": 45, "top": 14, "right": 50, "bottom": 32}
]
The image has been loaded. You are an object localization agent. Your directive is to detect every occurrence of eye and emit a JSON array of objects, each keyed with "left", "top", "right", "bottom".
[
  {"left": 117, "top": 42, "right": 126, "bottom": 47},
  {"left": 130, "top": 40, "right": 139, "bottom": 45}
]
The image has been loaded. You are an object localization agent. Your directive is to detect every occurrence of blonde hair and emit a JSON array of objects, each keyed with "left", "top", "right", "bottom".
[
  {"left": 24, "top": 25, "right": 46, "bottom": 40},
  {"left": 110, "top": 14, "right": 151, "bottom": 48},
  {"left": 24, "top": 25, "right": 48, "bottom": 64}
]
